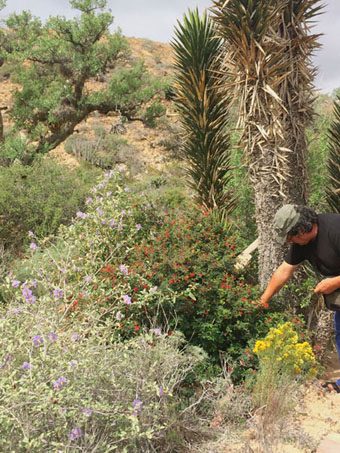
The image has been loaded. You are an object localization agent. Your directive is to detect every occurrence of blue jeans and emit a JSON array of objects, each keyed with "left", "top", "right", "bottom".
[{"left": 334, "top": 311, "right": 340, "bottom": 385}]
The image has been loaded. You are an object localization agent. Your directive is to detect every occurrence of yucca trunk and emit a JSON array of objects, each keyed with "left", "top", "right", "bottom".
[
  {"left": 211, "top": 0, "right": 322, "bottom": 287},
  {"left": 171, "top": 9, "right": 235, "bottom": 215}
]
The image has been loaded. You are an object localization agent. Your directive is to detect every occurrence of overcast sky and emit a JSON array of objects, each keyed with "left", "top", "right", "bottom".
[{"left": 2, "top": 0, "right": 339, "bottom": 94}]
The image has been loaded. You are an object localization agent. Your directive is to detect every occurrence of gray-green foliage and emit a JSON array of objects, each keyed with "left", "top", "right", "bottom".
[
  {"left": 3, "top": 0, "right": 165, "bottom": 161},
  {"left": 64, "top": 131, "right": 133, "bottom": 169},
  {"left": 172, "top": 9, "right": 235, "bottom": 214},
  {"left": 0, "top": 309, "right": 205, "bottom": 452},
  {"left": 0, "top": 170, "right": 211, "bottom": 452},
  {"left": 0, "top": 157, "right": 100, "bottom": 249}
]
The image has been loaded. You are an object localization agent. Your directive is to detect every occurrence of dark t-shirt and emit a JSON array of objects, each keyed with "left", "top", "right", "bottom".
[{"left": 285, "top": 213, "right": 340, "bottom": 276}]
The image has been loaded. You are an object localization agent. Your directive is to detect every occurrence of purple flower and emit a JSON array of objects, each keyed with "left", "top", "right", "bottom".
[
  {"left": 136, "top": 224, "right": 142, "bottom": 230},
  {"left": 108, "top": 220, "right": 117, "bottom": 227},
  {"left": 48, "top": 332, "right": 57, "bottom": 341},
  {"left": 71, "top": 333, "right": 79, "bottom": 341},
  {"left": 69, "top": 427, "right": 83, "bottom": 441},
  {"left": 106, "top": 192, "right": 112, "bottom": 197},
  {"left": 159, "top": 386, "right": 164, "bottom": 396},
  {"left": 76, "top": 211, "right": 86, "bottom": 219},
  {"left": 70, "top": 361, "right": 76, "bottom": 367},
  {"left": 84, "top": 275, "right": 92, "bottom": 282},
  {"left": 119, "top": 264, "right": 128, "bottom": 275},
  {"left": 5, "top": 354, "right": 13, "bottom": 363},
  {"left": 61, "top": 408, "right": 67, "bottom": 414},
  {"left": 11, "top": 280, "right": 20, "bottom": 288},
  {"left": 96, "top": 208, "right": 104, "bottom": 216},
  {"left": 54, "top": 376, "right": 66, "bottom": 391},
  {"left": 85, "top": 197, "right": 93, "bottom": 204},
  {"left": 30, "top": 280, "right": 37, "bottom": 288},
  {"left": 22, "top": 287, "right": 32, "bottom": 298},
  {"left": 22, "top": 361, "right": 30, "bottom": 370},
  {"left": 26, "top": 294, "right": 36, "bottom": 304},
  {"left": 116, "top": 311, "right": 121, "bottom": 320},
  {"left": 33, "top": 335, "right": 43, "bottom": 346},
  {"left": 124, "top": 187, "right": 130, "bottom": 192},
  {"left": 82, "top": 408, "right": 92, "bottom": 416},
  {"left": 153, "top": 328, "right": 161, "bottom": 336},
  {"left": 152, "top": 286, "right": 158, "bottom": 293},
  {"left": 53, "top": 289, "right": 63, "bottom": 298},
  {"left": 132, "top": 399, "right": 142, "bottom": 415},
  {"left": 123, "top": 295, "right": 131, "bottom": 305},
  {"left": 28, "top": 231, "right": 34, "bottom": 238},
  {"left": 30, "top": 242, "right": 37, "bottom": 250},
  {"left": 121, "top": 210, "right": 126, "bottom": 217}
]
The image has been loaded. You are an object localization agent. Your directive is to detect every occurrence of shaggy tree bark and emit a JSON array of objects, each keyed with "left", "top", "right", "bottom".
[{"left": 211, "top": 0, "right": 322, "bottom": 288}]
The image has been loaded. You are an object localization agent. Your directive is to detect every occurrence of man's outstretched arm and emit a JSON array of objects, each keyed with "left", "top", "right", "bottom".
[{"left": 260, "top": 261, "right": 299, "bottom": 306}]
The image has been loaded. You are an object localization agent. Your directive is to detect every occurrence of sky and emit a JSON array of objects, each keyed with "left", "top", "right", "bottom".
[{"left": 2, "top": 0, "right": 339, "bottom": 94}]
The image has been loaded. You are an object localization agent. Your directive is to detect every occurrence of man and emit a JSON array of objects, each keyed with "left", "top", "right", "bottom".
[{"left": 260, "top": 204, "right": 340, "bottom": 392}]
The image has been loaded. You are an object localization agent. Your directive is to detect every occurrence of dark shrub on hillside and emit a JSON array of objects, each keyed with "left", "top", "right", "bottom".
[{"left": 0, "top": 158, "right": 100, "bottom": 249}]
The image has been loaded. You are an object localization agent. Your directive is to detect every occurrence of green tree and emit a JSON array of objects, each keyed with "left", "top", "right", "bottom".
[
  {"left": 171, "top": 9, "right": 235, "bottom": 214},
  {"left": 3, "top": 0, "right": 164, "bottom": 161}
]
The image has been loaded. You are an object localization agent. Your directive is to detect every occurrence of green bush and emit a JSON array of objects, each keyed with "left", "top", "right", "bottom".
[
  {"left": 0, "top": 158, "right": 100, "bottom": 249},
  {"left": 0, "top": 134, "right": 35, "bottom": 166},
  {"left": 143, "top": 102, "right": 166, "bottom": 127}
]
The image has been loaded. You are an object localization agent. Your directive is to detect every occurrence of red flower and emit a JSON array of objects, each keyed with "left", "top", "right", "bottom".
[
  {"left": 168, "top": 331, "right": 172, "bottom": 336},
  {"left": 134, "top": 325, "right": 140, "bottom": 331}
]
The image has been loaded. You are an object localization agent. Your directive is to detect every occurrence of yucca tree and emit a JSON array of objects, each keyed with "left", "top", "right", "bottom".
[
  {"left": 171, "top": 9, "right": 235, "bottom": 215},
  {"left": 210, "top": 0, "right": 322, "bottom": 287},
  {"left": 326, "top": 95, "right": 340, "bottom": 213},
  {"left": 277, "top": 0, "right": 322, "bottom": 202}
]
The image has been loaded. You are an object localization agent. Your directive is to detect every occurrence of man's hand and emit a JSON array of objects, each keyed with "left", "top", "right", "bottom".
[
  {"left": 314, "top": 277, "right": 340, "bottom": 295},
  {"left": 251, "top": 299, "right": 269, "bottom": 309}
]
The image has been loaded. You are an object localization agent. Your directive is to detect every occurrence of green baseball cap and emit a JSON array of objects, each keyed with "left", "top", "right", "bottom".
[{"left": 273, "top": 204, "right": 300, "bottom": 245}]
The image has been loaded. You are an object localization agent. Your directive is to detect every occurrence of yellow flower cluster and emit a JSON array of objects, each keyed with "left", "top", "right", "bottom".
[{"left": 253, "top": 322, "right": 316, "bottom": 378}]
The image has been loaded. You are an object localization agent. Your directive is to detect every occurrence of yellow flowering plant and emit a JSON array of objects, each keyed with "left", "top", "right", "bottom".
[
  {"left": 251, "top": 322, "right": 318, "bottom": 428},
  {"left": 253, "top": 321, "right": 317, "bottom": 379}
]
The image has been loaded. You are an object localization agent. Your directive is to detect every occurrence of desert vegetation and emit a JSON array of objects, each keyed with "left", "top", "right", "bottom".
[{"left": 0, "top": 0, "right": 339, "bottom": 451}]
